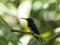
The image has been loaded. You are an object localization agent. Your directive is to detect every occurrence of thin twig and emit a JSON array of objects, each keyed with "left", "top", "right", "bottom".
[
  {"left": 11, "top": 30, "right": 60, "bottom": 45},
  {"left": 48, "top": 32, "right": 60, "bottom": 42},
  {"left": 0, "top": 15, "right": 12, "bottom": 29},
  {"left": 11, "top": 30, "right": 45, "bottom": 41}
]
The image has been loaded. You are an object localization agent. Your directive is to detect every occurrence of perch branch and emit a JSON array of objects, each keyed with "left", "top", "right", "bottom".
[
  {"left": 11, "top": 30, "right": 45, "bottom": 41},
  {"left": 48, "top": 32, "right": 60, "bottom": 42}
]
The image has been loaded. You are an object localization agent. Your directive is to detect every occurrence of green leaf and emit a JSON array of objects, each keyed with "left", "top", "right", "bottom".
[
  {"left": 56, "top": 11, "right": 60, "bottom": 20},
  {"left": 40, "top": 32, "right": 51, "bottom": 38}
]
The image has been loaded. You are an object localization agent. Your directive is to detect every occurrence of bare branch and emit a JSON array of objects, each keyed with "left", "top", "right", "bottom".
[
  {"left": 11, "top": 30, "right": 45, "bottom": 41},
  {"left": 48, "top": 32, "right": 60, "bottom": 42}
]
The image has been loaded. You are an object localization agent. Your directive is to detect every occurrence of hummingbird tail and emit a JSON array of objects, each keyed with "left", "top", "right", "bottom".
[{"left": 34, "top": 36, "right": 41, "bottom": 42}]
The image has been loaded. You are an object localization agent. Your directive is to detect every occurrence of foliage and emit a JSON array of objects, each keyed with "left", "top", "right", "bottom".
[{"left": 0, "top": 0, "right": 60, "bottom": 45}]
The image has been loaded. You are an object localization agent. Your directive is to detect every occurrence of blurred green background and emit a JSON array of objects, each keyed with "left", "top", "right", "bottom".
[{"left": 0, "top": 0, "right": 60, "bottom": 45}]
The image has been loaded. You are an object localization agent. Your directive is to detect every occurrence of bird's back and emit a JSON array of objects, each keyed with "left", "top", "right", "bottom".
[{"left": 28, "top": 21, "right": 40, "bottom": 35}]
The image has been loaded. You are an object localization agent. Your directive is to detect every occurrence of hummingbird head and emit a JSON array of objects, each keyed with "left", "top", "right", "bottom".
[{"left": 21, "top": 18, "right": 33, "bottom": 23}]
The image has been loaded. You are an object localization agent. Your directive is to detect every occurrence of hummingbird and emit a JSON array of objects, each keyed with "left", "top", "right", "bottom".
[{"left": 21, "top": 18, "right": 40, "bottom": 41}]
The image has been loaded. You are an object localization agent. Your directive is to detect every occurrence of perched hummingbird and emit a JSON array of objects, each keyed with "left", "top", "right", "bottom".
[{"left": 21, "top": 18, "right": 40, "bottom": 41}]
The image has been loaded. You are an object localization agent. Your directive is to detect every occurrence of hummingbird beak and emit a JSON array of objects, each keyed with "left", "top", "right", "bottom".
[{"left": 20, "top": 18, "right": 27, "bottom": 20}]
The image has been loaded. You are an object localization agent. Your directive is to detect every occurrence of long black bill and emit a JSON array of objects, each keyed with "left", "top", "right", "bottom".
[{"left": 20, "top": 18, "right": 27, "bottom": 20}]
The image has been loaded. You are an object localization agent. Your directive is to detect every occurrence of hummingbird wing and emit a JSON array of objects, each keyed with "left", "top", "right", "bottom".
[
  {"left": 28, "top": 23, "right": 41, "bottom": 42},
  {"left": 28, "top": 22, "right": 40, "bottom": 35}
]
